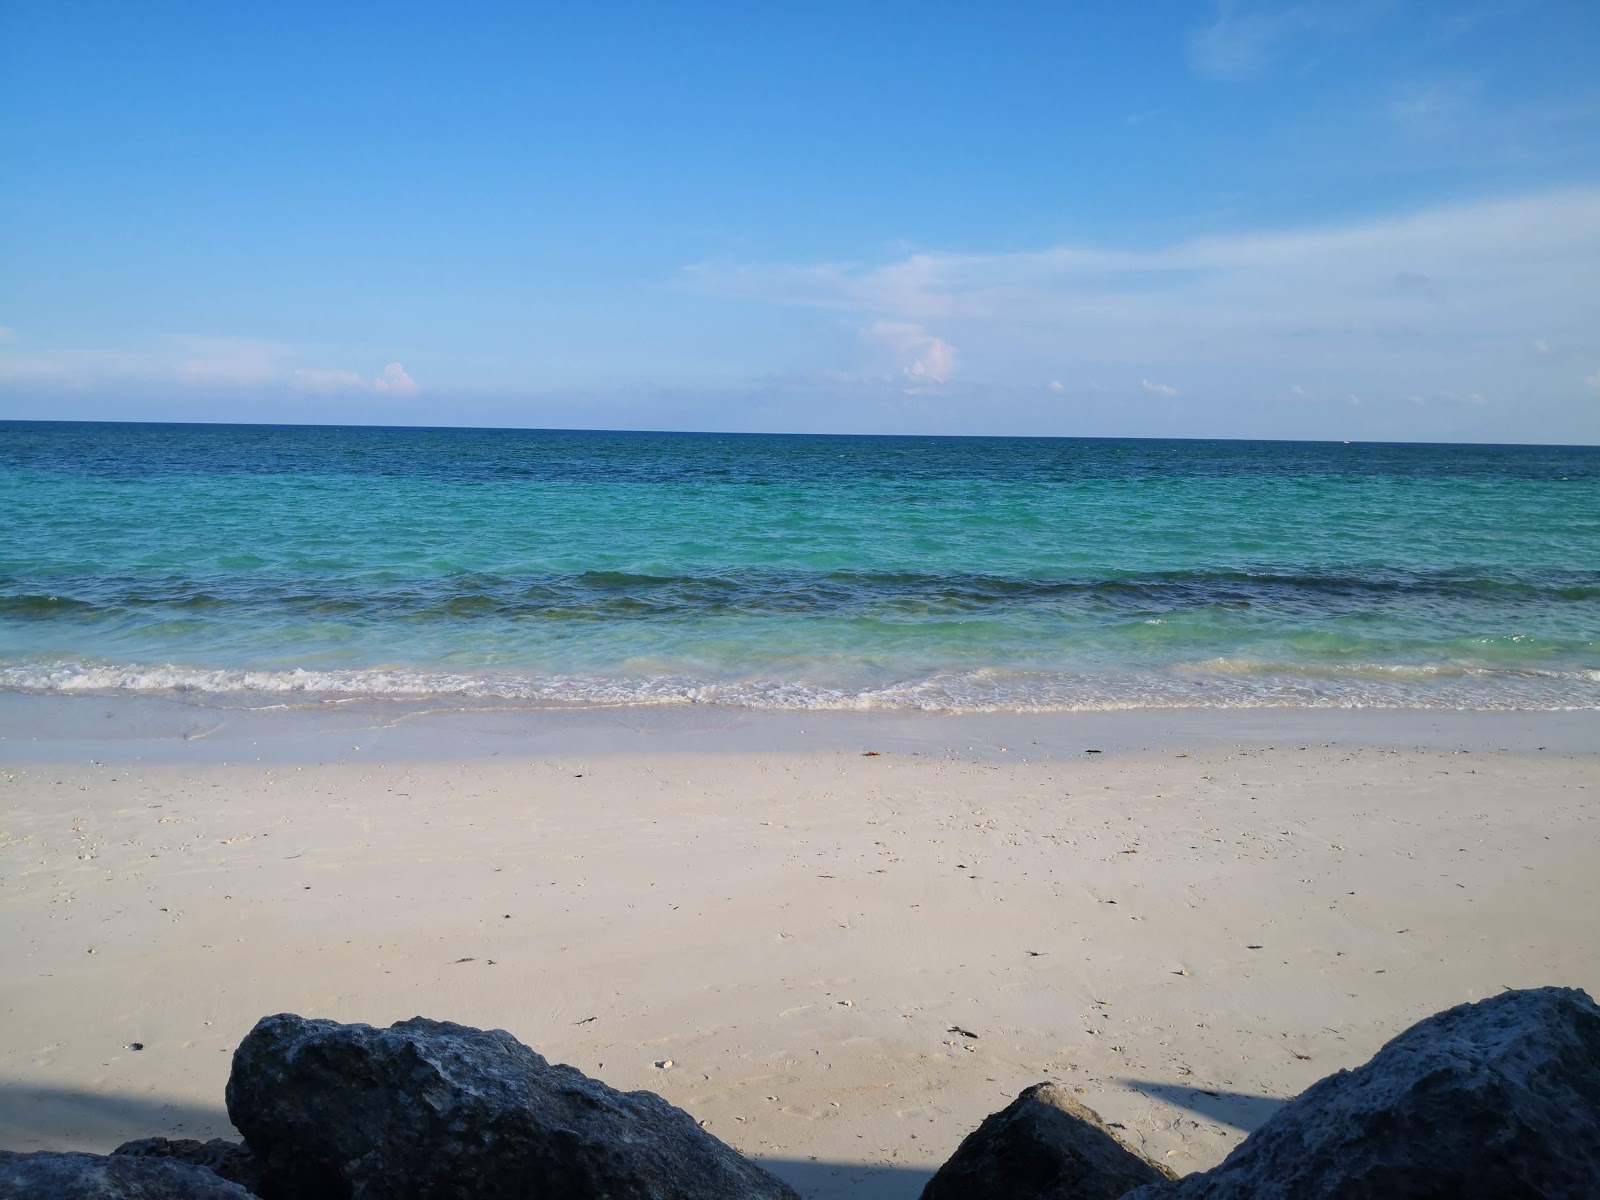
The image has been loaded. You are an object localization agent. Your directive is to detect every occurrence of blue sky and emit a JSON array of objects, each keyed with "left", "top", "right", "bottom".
[{"left": 2, "top": 0, "right": 1598, "bottom": 441}]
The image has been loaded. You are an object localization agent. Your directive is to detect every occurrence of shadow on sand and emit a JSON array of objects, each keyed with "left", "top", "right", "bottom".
[
  {"left": 1119, "top": 1078, "right": 1288, "bottom": 1133},
  {"left": 758, "top": 1159, "right": 933, "bottom": 1200},
  {"left": 0, "top": 1082, "right": 236, "bottom": 1151},
  {"left": 0, "top": 1082, "right": 932, "bottom": 1200}
]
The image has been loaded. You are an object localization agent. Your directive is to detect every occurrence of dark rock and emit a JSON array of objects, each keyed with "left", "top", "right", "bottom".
[
  {"left": 112, "top": 1138, "right": 264, "bottom": 1196},
  {"left": 0, "top": 1150, "right": 257, "bottom": 1199},
  {"left": 226, "top": 1012, "right": 799, "bottom": 1200},
  {"left": 920, "top": 1082, "right": 1176, "bottom": 1200},
  {"left": 1125, "top": 986, "right": 1600, "bottom": 1200}
]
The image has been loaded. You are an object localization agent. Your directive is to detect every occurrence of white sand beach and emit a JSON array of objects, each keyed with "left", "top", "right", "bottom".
[{"left": 2, "top": 702, "right": 1596, "bottom": 1198}]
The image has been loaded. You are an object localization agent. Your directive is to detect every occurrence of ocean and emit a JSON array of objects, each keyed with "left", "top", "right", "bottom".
[{"left": 2, "top": 421, "right": 1597, "bottom": 713}]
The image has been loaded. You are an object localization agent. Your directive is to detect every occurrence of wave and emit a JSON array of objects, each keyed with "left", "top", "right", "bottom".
[
  {"left": 2, "top": 658, "right": 1595, "bottom": 713},
  {"left": 5, "top": 565, "right": 1599, "bottom": 624}
]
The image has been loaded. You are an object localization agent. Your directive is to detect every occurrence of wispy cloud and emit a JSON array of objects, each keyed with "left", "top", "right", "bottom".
[
  {"left": 1387, "top": 77, "right": 1481, "bottom": 137},
  {"left": 0, "top": 333, "right": 422, "bottom": 398},
  {"left": 1141, "top": 379, "right": 1180, "bottom": 397},
  {"left": 688, "top": 187, "right": 1600, "bottom": 422},
  {"left": 175, "top": 336, "right": 293, "bottom": 387},
  {"left": 290, "top": 368, "right": 368, "bottom": 394},
  {"left": 1439, "top": 0, "right": 1539, "bottom": 41},
  {"left": 1188, "top": 0, "right": 1374, "bottom": 80}
]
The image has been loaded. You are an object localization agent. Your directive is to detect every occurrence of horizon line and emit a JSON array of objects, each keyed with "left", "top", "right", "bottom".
[{"left": 2, "top": 417, "right": 1595, "bottom": 452}]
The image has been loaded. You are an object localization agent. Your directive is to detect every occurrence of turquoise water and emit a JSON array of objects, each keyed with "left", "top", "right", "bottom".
[{"left": 3, "top": 422, "right": 1598, "bottom": 711}]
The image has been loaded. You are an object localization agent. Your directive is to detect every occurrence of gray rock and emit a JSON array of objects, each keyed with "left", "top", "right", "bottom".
[
  {"left": 225, "top": 1013, "right": 799, "bottom": 1200},
  {"left": 1125, "top": 986, "right": 1600, "bottom": 1200},
  {"left": 111, "top": 1138, "right": 263, "bottom": 1196},
  {"left": 0, "top": 1151, "right": 258, "bottom": 1199},
  {"left": 920, "top": 1082, "right": 1176, "bottom": 1200}
]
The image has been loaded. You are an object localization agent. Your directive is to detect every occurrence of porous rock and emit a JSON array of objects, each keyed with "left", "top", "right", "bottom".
[
  {"left": 112, "top": 1137, "right": 264, "bottom": 1196},
  {"left": 1124, "top": 985, "right": 1600, "bottom": 1200},
  {"left": 225, "top": 1013, "right": 799, "bottom": 1200},
  {"left": 920, "top": 1082, "right": 1176, "bottom": 1200},
  {"left": 0, "top": 1150, "right": 258, "bottom": 1199}
]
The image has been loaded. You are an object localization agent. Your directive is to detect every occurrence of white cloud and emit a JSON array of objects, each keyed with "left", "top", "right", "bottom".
[
  {"left": 0, "top": 331, "right": 420, "bottom": 397},
  {"left": 1586, "top": 372, "right": 1600, "bottom": 394},
  {"left": 371, "top": 362, "right": 421, "bottom": 396},
  {"left": 295, "top": 361, "right": 419, "bottom": 396},
  {"left": 1048, "top": 380, "right": 1065, "bottom": 392},
  {"left": 860, "top": 321, "right": 957, "bottom": 386},
  {"left": 1531, "top": 338, "right": 1552, "bottom": 356},
  {"left": 1141, "top": 378, "right": 1180, "bottom": 397}
]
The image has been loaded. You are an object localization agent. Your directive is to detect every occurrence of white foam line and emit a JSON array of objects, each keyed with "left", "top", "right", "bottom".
[{"left": 0, "top": 658, "right": 1595, "bottom": 713}]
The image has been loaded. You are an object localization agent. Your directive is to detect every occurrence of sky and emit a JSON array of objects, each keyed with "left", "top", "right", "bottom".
[{"left": 2, "top": 0, "right": 1599, "bottom": 442}]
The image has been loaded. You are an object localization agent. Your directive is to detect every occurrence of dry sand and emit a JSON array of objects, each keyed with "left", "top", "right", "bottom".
[{"left": 2, "top": 703, "right": 1597, "bottom": 1198}]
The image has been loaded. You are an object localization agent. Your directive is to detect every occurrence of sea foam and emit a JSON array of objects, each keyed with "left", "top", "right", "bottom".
[{"left": 2, "top": 658, "right": 1594, "bottom": 713}]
